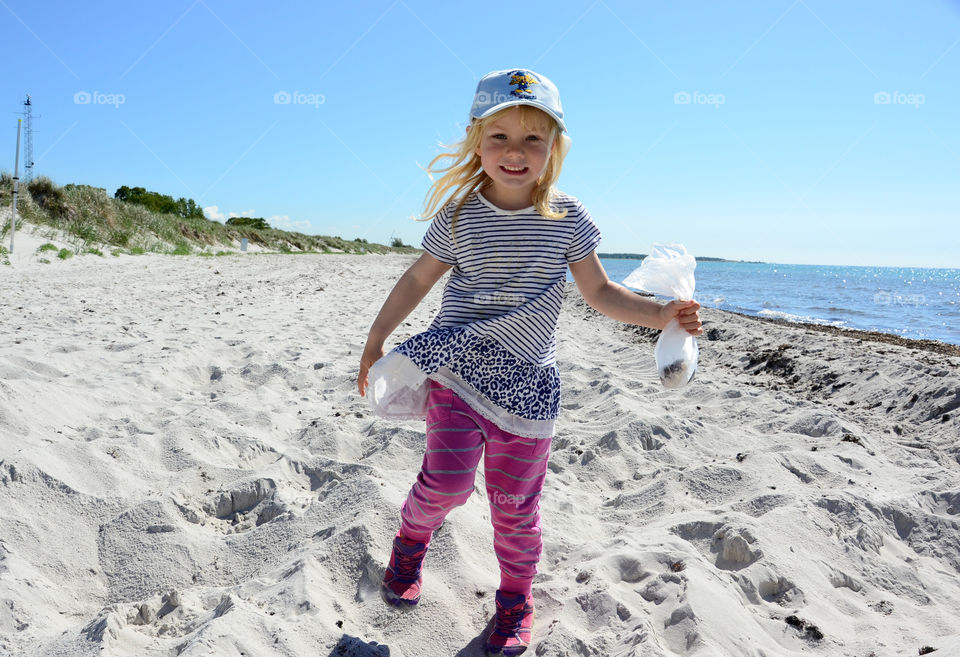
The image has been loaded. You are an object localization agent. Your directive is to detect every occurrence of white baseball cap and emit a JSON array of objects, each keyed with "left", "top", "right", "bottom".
[{"left": 469, "top": 69, "right": 566, "bottom": 132}]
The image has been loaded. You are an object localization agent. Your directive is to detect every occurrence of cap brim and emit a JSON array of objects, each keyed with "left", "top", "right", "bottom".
[{"left": 473, "top": 100, "right": 566, "bottom": 133}]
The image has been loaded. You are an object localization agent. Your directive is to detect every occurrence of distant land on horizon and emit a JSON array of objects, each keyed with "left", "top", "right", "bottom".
[{"left": 598, "top": 252, "right": 762, "bottom": 264}]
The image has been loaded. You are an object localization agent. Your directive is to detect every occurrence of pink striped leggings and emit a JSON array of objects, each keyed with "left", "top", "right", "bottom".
[{"left": 399, "top": 381, "right": 552, "bottom": 595}]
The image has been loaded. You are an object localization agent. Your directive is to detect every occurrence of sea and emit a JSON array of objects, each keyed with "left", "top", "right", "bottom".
[{"left": 589, "top": 258, "right": 960, "bottom": 347}]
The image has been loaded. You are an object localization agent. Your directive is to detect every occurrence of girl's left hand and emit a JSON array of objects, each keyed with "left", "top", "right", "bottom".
[
  {"left": 662, "top": 299, "right": 703, "bottom": 336},
  {"left": 357, "top": 342, "right": 385, "bottom": 397}
]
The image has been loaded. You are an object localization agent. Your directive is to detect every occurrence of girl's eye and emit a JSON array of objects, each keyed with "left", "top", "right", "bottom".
[
  {"left": 526, "top": 135, "right": 541, "bottom": 142},
  {"left": 491, "top": 133, "right": 507, "bottom": 140}
]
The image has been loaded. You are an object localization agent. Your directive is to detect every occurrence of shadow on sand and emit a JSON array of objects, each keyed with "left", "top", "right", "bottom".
[
  {"left": 327, "top": 634, "right": 391, "bottom": 657},
  {"left": 453, "top": 617, "right": 495, "bottom": 656}
]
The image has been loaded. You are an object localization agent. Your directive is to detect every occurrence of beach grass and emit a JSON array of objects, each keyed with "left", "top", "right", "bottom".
[{"left": 0, "top": 173, "right": 419, "bottom": 257}]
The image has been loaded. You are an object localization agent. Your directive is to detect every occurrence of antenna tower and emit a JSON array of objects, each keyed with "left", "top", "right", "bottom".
[{"left": 23, "top": 95, "right": 35, "bottom": 182}]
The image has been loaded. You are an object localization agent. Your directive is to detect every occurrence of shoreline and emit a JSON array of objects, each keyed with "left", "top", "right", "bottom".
[{"left": 727, "top": 309, "right": 960, "bottom": 357}]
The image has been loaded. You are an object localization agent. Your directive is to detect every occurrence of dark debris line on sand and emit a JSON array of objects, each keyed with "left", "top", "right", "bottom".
[{"left": 739, "top": 311, "right": 960, "bottom": 358}]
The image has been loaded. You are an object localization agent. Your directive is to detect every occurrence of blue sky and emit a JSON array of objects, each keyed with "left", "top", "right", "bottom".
[{"left": 3, "top": 0, "right": 959, "bottom": 267}]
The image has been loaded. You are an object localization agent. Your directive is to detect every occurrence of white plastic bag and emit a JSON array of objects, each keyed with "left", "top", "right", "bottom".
[
  {"left": 367, "top": 350, "right": 429, "bottom": 418},
  {"left": 623, "top": 243, "right": 698, "bottom": 389}
]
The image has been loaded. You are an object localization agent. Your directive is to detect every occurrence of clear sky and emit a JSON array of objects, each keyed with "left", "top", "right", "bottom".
[{"left": 4, "top": 1, "right": 959, "bottom": 267}]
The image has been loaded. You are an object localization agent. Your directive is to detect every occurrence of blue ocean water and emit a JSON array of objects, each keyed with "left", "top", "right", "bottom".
[{"left": 589, "top": 259, "right": 960, "bottom": 346}]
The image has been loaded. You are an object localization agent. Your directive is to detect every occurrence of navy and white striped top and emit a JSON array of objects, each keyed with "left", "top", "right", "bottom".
[
  {"left": 392, "top": 190, "right": 601, "bottom": 438},
  {"left": 423, "top": 191, "right": 601, "bottom": 365}
]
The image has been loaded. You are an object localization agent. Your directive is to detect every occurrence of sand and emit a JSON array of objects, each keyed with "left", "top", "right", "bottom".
[{"left": 1, "top": 249, "right": 959, "bottom": 657}]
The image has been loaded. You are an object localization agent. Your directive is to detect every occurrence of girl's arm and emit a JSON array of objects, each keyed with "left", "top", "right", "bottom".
[
  {"left": 357, "top": 252, "right": 452, "bottom": 396},
  {"left": 568, "top": 252, "right": 703, "bottom": 334}
]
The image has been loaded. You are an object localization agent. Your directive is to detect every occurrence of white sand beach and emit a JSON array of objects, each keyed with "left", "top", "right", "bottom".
[{"left": 1, "top": 251, "right": 959, "bottom": 657}]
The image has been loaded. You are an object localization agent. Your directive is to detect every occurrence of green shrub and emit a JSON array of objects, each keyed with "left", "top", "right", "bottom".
[
  {"left": 28, "top": 177, "right": 73, "bottom": 220},
  {"left": 172, "top": 244, "right": 191, "bottom": 256},
  {"left": 72, "top": 223, "right": 99, "bottom": 244},
  {"left": 37, "top": 243, "right": 58, "bottom": 253},
  {"left": 130, "top": 247, "right": 146, "bottom": 255},
  {"left": 57, "top": 248, "right": 73, "bottom": 260},
  {"left": 114, "top": 185, "right": 204, "bottom": 219},
  {"left": 87, "top": 248, "right": 103, "bottom": 256},
  {"left": 108, "top": 229, "right": 131, "bottom": 247},
  {"left": 390, "top": 237, "right": 407, "bottom": 248},
  {"left": 64, "top": 183, "right": 107, "bottom": 194},
  {"left": 226, "top": 217, "right": 270, "bottom": 230}
]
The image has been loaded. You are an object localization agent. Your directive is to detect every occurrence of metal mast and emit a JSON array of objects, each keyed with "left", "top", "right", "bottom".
[{"left": 23, "top": 95, "right": 35, "bottom": 182}]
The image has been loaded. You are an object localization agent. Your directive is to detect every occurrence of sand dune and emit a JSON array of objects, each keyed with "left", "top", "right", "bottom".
[{"left": 1, "top": 252, "right": 958, "bottom": 657}]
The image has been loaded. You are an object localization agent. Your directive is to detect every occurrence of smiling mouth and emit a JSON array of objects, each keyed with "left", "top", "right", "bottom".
[{"left": 500, "top": 165, "right": 529, "bottom": 175}]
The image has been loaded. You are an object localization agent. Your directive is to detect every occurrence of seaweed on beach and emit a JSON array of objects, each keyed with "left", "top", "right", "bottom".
[
  {"left": 745, "top": 343, "right": 796, "bottom": 378},
  {"left": 784, "top": 615, "right": 824, "bottom": 641}
]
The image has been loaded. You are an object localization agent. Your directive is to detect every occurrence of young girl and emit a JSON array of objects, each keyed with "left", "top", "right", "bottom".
[{"left": 357, "top": 69, "right": 702, "bottom": 655}]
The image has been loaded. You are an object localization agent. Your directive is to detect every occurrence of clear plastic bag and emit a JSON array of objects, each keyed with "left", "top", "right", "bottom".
[
  {"left": 622, "top": 243, "right": 699, "bottom": 389},
  {"left": 367, "top": 350, "right": 429, "bottom": 418}
]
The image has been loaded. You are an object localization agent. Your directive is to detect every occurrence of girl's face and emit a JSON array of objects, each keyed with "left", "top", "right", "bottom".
[{"left": 475, "top": 107, "right": 555, "bottom": 210}]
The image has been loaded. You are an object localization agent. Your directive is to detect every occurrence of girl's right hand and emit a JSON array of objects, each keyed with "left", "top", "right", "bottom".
[
  {"left": 660, "top": 299, "right": 703, "bottom": 335},
  {"left": 357, "top": 341, "right": 385, "bottom": 397}
]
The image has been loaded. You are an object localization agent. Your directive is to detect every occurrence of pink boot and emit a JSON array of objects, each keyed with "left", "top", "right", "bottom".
[
  {"left": 382, "top": 533, "right": 428, "bottom": 606},
  {"left": 485, "top": 590, "right": 534, "bottom": 655}
]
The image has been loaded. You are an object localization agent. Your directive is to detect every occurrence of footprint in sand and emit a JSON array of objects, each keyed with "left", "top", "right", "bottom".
[{"left": 177, "top": 478, "right": 288, "bottom": 533}]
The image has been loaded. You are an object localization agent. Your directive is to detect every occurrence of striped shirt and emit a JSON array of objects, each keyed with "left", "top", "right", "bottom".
[{"left": 422, "top": 191, "right": 601, "bottom": 366}]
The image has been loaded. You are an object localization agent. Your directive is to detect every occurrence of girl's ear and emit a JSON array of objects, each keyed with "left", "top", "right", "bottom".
[
  {"left": 558, "top": 134, "right": 572, "bottom": 159},
  {"left": 470, "top": 125, "right": 483, "bottom": 157}
]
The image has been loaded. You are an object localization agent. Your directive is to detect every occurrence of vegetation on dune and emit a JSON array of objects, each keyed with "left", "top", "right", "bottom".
[
  {"left": 114, "top": 185, "right": 205, "bottom": 220},
  {"left": 0, "top": 173, "right": 418, "bottom": 258},
  {"left": 225, "top": 217, "right": 271, "bottom": 231}
]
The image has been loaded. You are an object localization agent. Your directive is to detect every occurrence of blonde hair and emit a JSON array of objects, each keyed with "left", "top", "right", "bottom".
[{"left": 420, "top": 105, "right": 567, "bottom": 226}]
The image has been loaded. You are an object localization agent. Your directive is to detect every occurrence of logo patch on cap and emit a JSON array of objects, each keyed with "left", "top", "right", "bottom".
[{"left": 509, "top": 71, "right": 539, "bottom": 99}]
